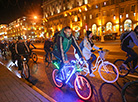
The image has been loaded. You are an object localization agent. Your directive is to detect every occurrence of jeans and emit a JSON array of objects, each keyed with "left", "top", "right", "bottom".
[
  {"left": 122, "top": 46, "right": 138, "bottom": 69},
  {"left": 87, "top": 54, "right": 96, "bottom": 74}
]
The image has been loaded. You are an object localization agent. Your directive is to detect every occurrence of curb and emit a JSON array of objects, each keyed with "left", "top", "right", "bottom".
[
  {"left": 20, "top": 78, "right": 56, "bottom": 102},
  {"left": 0, "top": 61, "right": 57, "bottom": 102}
]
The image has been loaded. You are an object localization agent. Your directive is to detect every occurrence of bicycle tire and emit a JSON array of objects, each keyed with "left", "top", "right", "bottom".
[
  {"left": 52, "top": 69, "right": 64, "bottom": 88},
  {"left": 99, "top": 61, "right": 119, "bottom": 83},
  {"left": 74, "top": 75, "right": 93, "bottom": 100},
  {"left": 31, "top": 52, "right": 38, "bottom": 63},
  {"left": 114, "top": 59, "right": 130, "bottom": 77},
  {"left": 122, "top": 80, "right": 138, "bottom": 102},
  {"left": 21, "top": 62, "right": 30, "bottom": 79}
]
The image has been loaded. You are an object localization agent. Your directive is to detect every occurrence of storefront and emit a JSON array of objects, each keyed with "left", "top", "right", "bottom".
[{"left": 106, "top": 22, "right": 112, "bottom": 31}]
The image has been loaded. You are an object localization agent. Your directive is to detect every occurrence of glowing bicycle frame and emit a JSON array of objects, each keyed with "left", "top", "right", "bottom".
[
  {"left": 74, "top": 48, "right": 119, "bottom": 83},
  {"left": 52, "top": 59, "right": 93, "bottom": 101}
]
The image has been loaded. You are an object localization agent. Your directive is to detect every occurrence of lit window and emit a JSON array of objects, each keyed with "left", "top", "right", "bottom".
[
  {"left": 84, "top": 16, "right": 86, "bottom": 20},
  {"left": 126, "top": 14, "right": 128, "bottom": 18},
  {"left": 134, "top": 13, "right": 136, "bottom": 16},
  {"left": 120, "top": 15, "right": 122, "bottom": 19},
  {"left": 90, "top": 15, "right": 92, "bottom": 19},
  {"left": 96, "top": 5, "right": 98, "bottom": 8},
  {"left": 84, "top": 0, "right": 88, "bottom": 4},
  {"left": 104, "top": 2, "right": 106, "bottom": 6},
  {"left": 113, "top": 15, "right": 116, "bottom": 20}
]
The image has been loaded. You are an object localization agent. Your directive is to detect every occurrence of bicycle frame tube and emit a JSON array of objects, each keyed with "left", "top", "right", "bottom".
[
  {"left": 92, "top": 56, "right": 103, "bottom": 72},
  {"left": 65, "top": 66, "right": 76, "bottom": 84},
  {"left": 75, "top": 74, "right": 82, "bottom": 89}
]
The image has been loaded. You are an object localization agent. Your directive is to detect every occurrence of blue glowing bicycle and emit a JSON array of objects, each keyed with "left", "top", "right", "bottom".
[{"left": 52, "top": 59, "right": 93, "bottom": 101}]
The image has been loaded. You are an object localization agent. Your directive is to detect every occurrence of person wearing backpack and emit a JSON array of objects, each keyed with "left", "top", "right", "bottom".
[
  {"left": 81, "top": 31, "right": 102, "bottom": 77},
  {"left": 121, "top": 26, "right": 138, "bottom": 71}
]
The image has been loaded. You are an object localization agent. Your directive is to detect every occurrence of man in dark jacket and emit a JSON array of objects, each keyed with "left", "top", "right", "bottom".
[
  {"left": 15, "top": 36, "right": 30, "bottom": 71},
  {"left": 9, "top": 40, "right": 17, "bottom": 63},
  {"left": 121, "top": 26, "right": 138, "bottom": 71}
]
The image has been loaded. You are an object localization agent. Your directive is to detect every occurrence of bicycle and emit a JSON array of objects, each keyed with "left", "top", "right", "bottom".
[
  {"left": 122, "top": 80, "right": 138, "bottom": 102},
  {"left": 74, "top": 48, "right": 119, "bottom": 83},
  {"left": 52, "top": 59, "right": 93, "bottom": 101},
  {"left": 20, "top": 54, "right": 30, "bottom": 80},
  {"left": 29, "top": 48, "right": 38, "bottom": 63},
  {"left": 114, "top": 53, "right": 138, "bottom": 77}
]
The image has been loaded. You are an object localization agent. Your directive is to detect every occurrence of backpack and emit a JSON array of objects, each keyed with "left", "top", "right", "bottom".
[
  {"left": 53, "top": 31, "right": 60, "bottom": 44},
  {"left": 79, "top": 40, "right": 84, "bottom": 51},
  {"left": 120, "top": 31, "right": 131, "bottom": 42}
]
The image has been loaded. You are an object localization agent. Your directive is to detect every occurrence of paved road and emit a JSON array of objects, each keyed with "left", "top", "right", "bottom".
[{"left": 0, "top": 41, "right": 138, "bottom": 102}]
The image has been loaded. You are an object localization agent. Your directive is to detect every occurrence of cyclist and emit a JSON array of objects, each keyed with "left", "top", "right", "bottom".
[
  {"left": 52, "top": 26, "right": 83, "bottom": 87},
  {"left": 26, "top": 39, "right": 36, "bottom": 55},
  {"left": 15, "top": 36, "right": 30, "bottom": 71},
  {"left": 44, "top": 37, "right": 53, "bottom": 61},
  {"left": 82, "top": 31, "right": 101, "bottom": 77},
  {"left": 121, "top": 26, "right": 138, "bottom": 71},
  {"left": 9, "top": 40, "right": 17, "bottom": 64}
]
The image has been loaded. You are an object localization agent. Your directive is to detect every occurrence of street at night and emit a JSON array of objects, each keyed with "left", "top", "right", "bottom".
[
  {"left": 0, "top": 40, "right": 138, "bottom": 102},
  {"left": 1, "top": 0, "right": 138, "bottom": 102}
]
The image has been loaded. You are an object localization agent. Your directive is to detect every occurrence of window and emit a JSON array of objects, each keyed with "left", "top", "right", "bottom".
[
  {"left": 90, "top": 14, "right": 92, "bottom": 19},
  {"left": 96, "top": 13, "right": 98, "bottom": 18},
  {"left": 111, "top": 0, "right": 115, "bottom": 5},
  {"left": 131, "top": 5, "right": 135, "bottom": 12},
  {"left": 63, "top": 0, "right": 65, "bottom": 3},
  {"left": 120, "top": 8, "right": 124, "bottom": 13},
  {"left": 103, "top": 11, "right": 106, "bottom": 16}
]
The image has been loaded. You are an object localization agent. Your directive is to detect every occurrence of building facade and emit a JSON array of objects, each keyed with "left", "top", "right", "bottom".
[
  {"left": 42, "top": 0, "right": 138, "bottom": 39},
  {"left": 7, "top": 16, "right": 46, "bottom": 40},
  {"left": 0, "top": 24, "right": 7, "bottom": 40}
]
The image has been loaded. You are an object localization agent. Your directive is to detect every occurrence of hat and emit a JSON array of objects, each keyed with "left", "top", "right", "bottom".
[
  {"left": 18, "top": 36, "right": 22, "bottom": 40},
  {"left": 86, "top": 31, "right": 92, "bottom": 36}
]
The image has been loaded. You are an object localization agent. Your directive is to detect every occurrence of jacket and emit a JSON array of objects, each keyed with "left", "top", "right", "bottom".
[
  {"left": 82, "top": 37, "right": 99, "bottom": 60},
  {"left": 53, "top": 28, "right": 82, "bottom": 62}
]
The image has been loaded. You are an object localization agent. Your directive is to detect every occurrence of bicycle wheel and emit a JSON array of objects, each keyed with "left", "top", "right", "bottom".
[
  {"left": 52, "top": 69, "right": 64, "bottom": 88},
  {"left": 43, "top": 55, "right": 50, "bottom": 67},
  {"left": 114, "top": 59, "right": 129, "bottom": 77},
  {"left": 21, "top": 62, "right": 30, "bottom": 79},
  {"left": 31, "top": 52, "right": 38, "bottom": 63},
  {"left": 74, "top": 75, "right": 92, "bottom": 100},
  {"left": 99, "top": 61, "right": 119, "bottom": 83},
  {"left": 122, "top": 80, "right": 138, "bottom": 102}
]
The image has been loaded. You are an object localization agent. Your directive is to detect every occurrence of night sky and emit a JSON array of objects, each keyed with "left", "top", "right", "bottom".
[{"left": 0, "top": 0, "right": 42, "bottom": 24}]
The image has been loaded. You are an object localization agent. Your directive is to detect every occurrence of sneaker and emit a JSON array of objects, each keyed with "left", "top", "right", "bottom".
[
  {"left": 68, "top": 82, "right": 74, "bottom": 89},
  {"left": 122, "top": 63, "right": 129, "bottom": 70},
  {"left": 89, "top": 73, "right": 95, "bottom": 77}
]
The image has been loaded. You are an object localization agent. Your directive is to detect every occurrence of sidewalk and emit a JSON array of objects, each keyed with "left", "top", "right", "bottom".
[{"left": 0, "top": 64, "right": 50, "bottom": 102}]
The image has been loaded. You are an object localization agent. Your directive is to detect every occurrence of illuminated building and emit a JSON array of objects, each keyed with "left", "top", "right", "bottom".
[
  {"left": 7, "top": 16, "right": 46, "bottom": 40},
  {"left": 0, "top": 24, "right": 7, "bottom": 40},
  {"left": 42, "top": 0, "right": 138, "bottom": 38}
]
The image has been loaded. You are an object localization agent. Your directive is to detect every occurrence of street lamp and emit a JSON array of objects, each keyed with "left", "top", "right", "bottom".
[{"left": 34, "top": 16, "right": 37, "bottom": 19}]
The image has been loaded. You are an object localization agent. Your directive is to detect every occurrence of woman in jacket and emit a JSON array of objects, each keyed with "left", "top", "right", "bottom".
[{"left": 82, "top": 31, "right": 101, "bottom": 77}]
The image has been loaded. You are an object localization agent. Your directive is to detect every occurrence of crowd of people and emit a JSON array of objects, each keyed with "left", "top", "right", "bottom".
[{"left": 0, "top": 25, "right": 138, "bottom": 78}]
